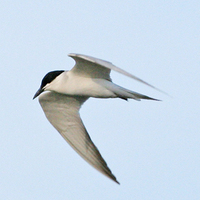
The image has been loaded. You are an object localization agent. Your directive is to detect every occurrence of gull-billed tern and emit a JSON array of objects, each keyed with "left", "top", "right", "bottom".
[{"left": 33, "top": 53, "right": 160, "bottom": 184}]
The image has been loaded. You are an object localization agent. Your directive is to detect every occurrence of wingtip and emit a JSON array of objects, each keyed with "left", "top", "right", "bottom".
[
  {"left": 106, "top": 172, "right": 120, "bottom": 185},
  {"left": 108, "top": 175, "right": 120, "bottom": 185}
]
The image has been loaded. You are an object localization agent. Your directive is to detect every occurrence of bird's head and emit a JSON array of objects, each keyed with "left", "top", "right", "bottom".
[{"left": 33, "top": 70, "right": 64, "bottom": 99}]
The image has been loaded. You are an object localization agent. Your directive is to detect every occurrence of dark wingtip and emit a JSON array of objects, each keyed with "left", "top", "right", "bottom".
[
  {"left": 115, "top": 180, "right": 120, "bottom": 185},
  {"left": 110, "top": 176, "right": 120, "bottom": 185}
]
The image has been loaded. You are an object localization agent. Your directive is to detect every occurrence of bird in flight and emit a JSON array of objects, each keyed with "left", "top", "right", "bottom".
[{"left": 33, "top": 53, "right": 160, "bottom": 184}]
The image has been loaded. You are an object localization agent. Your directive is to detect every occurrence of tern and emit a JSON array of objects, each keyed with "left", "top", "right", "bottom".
[{"left": 33, "top": 53, "right": 160, "bottom": 184}]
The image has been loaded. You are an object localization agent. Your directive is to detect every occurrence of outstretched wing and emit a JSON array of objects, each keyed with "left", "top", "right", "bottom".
[
  {"left": 39, "top": 91, "right": 119, "bottom": 184},
  {"left": 69, "top": 53, "right": 164, "bottom": 93},
  {"left": 69, "top": 53, "right": 112, "bottom": 80}
]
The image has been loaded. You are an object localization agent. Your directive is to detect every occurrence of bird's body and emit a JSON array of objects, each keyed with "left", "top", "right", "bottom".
[
  {"left": 33, "top": 53, "right": 160, "bottom": 184},
  {"left": 45, "top": 71, "right": 115, "bottom": 98}
]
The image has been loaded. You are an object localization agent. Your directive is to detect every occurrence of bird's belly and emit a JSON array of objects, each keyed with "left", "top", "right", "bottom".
[{"left": 57, "top": 76, "right": 115, "bottom": 98}]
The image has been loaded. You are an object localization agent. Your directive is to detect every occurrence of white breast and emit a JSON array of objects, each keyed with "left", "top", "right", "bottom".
[{"left": 47, "top": 71, "right": 115, "bottom": 98}]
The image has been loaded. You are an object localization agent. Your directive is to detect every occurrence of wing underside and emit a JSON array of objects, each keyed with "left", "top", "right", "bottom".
[{"left": 39, "top": 91, "right": 119, "bottom": 184}]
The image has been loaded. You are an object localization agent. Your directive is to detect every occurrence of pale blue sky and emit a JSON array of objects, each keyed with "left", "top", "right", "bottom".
[{"left": 1, "top": 1, "right": 199, "bottom": 199}]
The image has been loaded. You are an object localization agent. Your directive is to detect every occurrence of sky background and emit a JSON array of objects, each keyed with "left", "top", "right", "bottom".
[{"left": 1, "top": 1, "right": 199, "bottom": 199}]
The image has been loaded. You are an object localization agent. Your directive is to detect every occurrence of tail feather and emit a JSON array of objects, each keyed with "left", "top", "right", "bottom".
[
  {"left": 125, "top": 89, "right": 160, "bottom": 101},
  {"left": 100, "top": 80, "right": 160, "bottom": 101}
]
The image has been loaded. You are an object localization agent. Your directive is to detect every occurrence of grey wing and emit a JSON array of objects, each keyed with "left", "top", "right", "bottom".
[
  {"left": 39, "top": 91, "right": 119, "bottom": 184},
  {"left": 69, "top": 53, "right": 112, "bottom": 80},
  {"left": 68, "top": 53, "right": 164, "bottom": 93}
]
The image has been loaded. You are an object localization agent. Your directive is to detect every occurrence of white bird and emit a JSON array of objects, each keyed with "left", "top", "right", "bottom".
[{"left": 33, "top": 53, "right": 160, "bottom": 184}]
